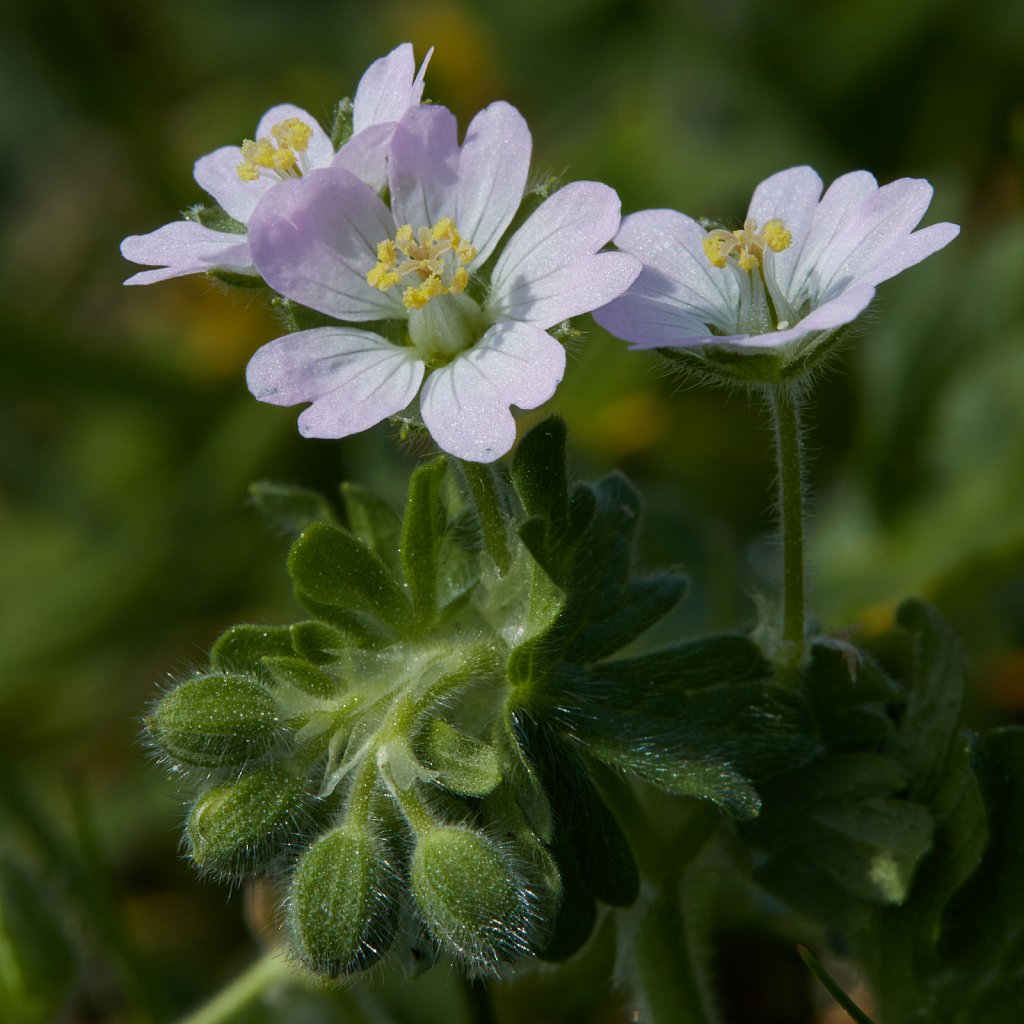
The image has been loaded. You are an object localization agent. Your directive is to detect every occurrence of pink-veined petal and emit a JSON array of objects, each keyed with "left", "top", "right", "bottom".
[
  {"left": 456, "top": 102, "right": 531, "bottom": 267},
  {"left": 255, "top": 104, "right": 333, "bottom": 167},
  {"left": 593, "top": 266, "right": 737, "bottom": 348},
  {"left": 489, "top": 251, "right": 639, "bottom": 328},
  {"left": 389, "top": 105, "right": 459, "bottom": 229},
  {"left": 120, "top": 220, "right": 254, "bottom": 285},
  {"left": 747, "top": 166, "right": 823, "bottom": 298},
  {"left": 419, "top": 323, "right": 566, "bottom": 462},
  {"left": 248, "top": 168, "right": 404, "bottom": 321},
  {"left": 489, "top": 181, "right": 623, "bottom": 313},
  {"left": 246, "top": 327, "right": 425, "bottom": 439},
  {"left": 332, "top": 122, "right": 397, "bottom": 192},
  {"left": 193, "top": 145, "right": 271, "bottom": 224},
  {"left": 613, "top": 208, "right": 739, "bottom": 322},
  {"left": 352, "top": 44, "right": 432, "bottom": 133}
]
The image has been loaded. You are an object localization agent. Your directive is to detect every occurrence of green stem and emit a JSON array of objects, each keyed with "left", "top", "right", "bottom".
[
  {"left": 768, "top": 383, "right": 806, "bottom": 671},
  {"left": 176, "top": 950, "right": 292, "bottom": 1024}
]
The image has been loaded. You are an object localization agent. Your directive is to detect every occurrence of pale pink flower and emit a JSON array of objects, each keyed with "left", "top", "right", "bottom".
[{"left": 120, "top": 43, "right": 431, "bottom": 285}]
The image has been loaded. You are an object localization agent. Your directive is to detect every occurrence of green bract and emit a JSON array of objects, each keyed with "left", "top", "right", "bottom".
[{"left": 148, "top": 417, "right": 819, "bottom": 976}]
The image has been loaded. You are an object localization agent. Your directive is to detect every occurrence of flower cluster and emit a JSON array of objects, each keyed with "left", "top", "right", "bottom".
[{"left": 122, "top": 44, "right": 639, "bottom": 463}]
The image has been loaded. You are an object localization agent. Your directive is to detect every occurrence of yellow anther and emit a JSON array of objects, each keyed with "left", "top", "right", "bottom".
[
  {"left": 403, "top": 275, "right": 447, "bottom": 309},
  {"left": 702, "top": 234, "right": 731, "bottom": 269},
  {"left": 271, "top": 148, "right": 297, "bottom": 174},
  {"left": 762, "top": 219, "right": 792, "bottom": 253},
  {"left": 366, "top": 217, "right": 477, "bottom": 308},
  {"left": 737, "top": 250, "right": 760, "bottom": 272},
  {"left": 703, "top": 217, "right": 791, "bottom": 272},
  {"left": 271, "top": 117, "right": 313, "bottom": 153}
]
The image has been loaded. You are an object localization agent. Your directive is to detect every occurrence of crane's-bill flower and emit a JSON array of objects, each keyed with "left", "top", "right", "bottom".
[
  {"left": 594, "top": 166, "right": 959, "bottom": 357},
  {"left": 120, "top": 43, "right": 431, "bottom": 286},
  {"left": 245, "top": 103, "right": 640, "bottom": 462}
]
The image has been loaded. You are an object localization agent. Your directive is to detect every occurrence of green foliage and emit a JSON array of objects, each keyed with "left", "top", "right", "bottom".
[{"left": 0, "top": 854, "right": 75, "bottom": 1024}]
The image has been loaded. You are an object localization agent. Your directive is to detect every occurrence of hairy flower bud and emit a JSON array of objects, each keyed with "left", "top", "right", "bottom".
[
  {"left": 148, "top": 674, "right": 282, "bottom": 770},
  {"left": 187, "top": 765, "right": 310, "bottom": 875},
  {"left": 287, "top": 824, "right": 398, "bottom": 975},
  {"left": 410, "top": 826, "right": 536, "bottom": 969}
]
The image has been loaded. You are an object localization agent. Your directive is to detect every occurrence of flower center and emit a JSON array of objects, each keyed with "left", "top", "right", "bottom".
[
  {"left": 236, "top": 118, "right": 314, "bottom": 182},
  {"left": 703, "top": 218, "right": 792, "bottom": 272},
  {"left": 367, "top": 218, "right": 477, "bottom": 310}
]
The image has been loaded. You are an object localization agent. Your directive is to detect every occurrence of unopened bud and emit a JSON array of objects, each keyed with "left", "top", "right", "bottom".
[
  {"left": 287, "top": 824, "right": 398, "bottom": 976},
  {"left": 411, "top": 826, "right": 535, "bottom": 969},
  {"left": 187, "top": 765, "right": 309, "bottom": 875},
  {"left": 148, "top": 674, "right": 282, "bottom": 770}
]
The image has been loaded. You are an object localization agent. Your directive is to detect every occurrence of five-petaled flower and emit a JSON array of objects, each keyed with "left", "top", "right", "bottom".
[
  {"left": 593, "top": 166, "right": 959, "bottom": 352},
  {"left": 244, "top": 102, "right": 640, "bottom": 462},
  {"left": 120, "top": 43, "right": 431, "bottom": 285}
]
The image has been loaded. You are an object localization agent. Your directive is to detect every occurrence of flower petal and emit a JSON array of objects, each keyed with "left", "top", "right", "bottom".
[
  {"left": 419, "top": 323, "right": 566, "bottom": 462},
  {"left": 593, "top": 266, "right": 736, "bottom": 349},
  {"left": 332, "top": 122, "right": 397, "bottom": 192},
  {"left": 612, "top": 208, "right": 740, "bottom": 323},
  {"left": 489, "top": 251, "right": 640, "bottom": 329},
  {"left": 353, "top": 43, "right": 432, "bottom": 134},
  {"left": 389, "top": 105, "right": 459, "bottom": 230},
  {"left": 246, "top": 327, "right": 425, "bottom": 439},
  {"left": 489, "top": 181, "right": 624, "bottom": 317},
  {"left": 456, "top": 102, "right": 531, "bottom": 266},
  {"left": 120, "top": 220, "right": 254, "bottom": 285},
  {"left": 747, "top": 166, "right": 824, "bottom": 298},
  {"left": 248, "top": 167, "right": 404, "bottom": 321},
  {"left": 193, "top": 145, "right": 270, "bottom": 224},
  {"left": 734, "top": 282, "right": 877, "bottom": 349},
  {"left": 255, "top": 104, "right": 333, "bottom": 167}
]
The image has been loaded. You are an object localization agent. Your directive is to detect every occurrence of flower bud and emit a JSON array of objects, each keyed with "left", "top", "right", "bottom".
[
  {"left": 287, "top": 824, "right": 398, "bottom": 976},
  {"left": 410, "top": 826, "right": 535, "bottom": 969},
  {"left": 148, "top": 674, "right": 282, "bottom": 770},
  {"left": 0, "top": 854, "right": 74, "bottom": 1024},
  {"left": 187, "top": 765, "right": 309, "bottom": 875}
]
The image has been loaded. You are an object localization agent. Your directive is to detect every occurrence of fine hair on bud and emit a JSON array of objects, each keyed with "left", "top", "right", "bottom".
[
  {"left": 145, "top": 673, "right": 285, "bottom": 774},
  {"left": 186, "top": 763, "right": 314, "bottom": 878},
  {"left": 410, "top": 825, "right": 540, "bottom": 973},
  {"left": 287, "top": 822, "right": 401, "bottom": 977}
]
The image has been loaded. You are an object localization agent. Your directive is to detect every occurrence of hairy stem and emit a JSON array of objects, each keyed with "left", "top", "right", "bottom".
[{"left": 768, "top": 383, "right": 806, "bottom": 672}]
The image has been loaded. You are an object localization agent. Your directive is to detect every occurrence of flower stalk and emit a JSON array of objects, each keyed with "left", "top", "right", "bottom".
[{"left": 768, "top": 383, "right": 806, "bottom": 674}]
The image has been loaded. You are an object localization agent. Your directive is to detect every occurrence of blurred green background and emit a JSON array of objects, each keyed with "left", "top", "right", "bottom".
[{"left": 1, "top": 0, "right": 1022, "bottom": 1021}]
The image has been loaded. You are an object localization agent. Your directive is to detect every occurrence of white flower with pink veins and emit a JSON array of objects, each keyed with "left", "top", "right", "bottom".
[
  {"left": 120, "top": 43, "right": 431, "bottom": 285},
  {"left": 244, "top": 102, "right": 640, "bottom": 462},
  {"left": 595, "top": 166, "right": 959, "bottom": 351}
]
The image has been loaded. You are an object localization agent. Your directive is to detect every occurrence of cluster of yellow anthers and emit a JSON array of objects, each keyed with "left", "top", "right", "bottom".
[
  {"left": 236, "top": 118, "right": 314, "bottom": 182},
  {"left": 367, "top": 218, "right": 477, "bottom": 310},
  {"left": 703, "top": 217, "right": 792, "bottom": 272}
]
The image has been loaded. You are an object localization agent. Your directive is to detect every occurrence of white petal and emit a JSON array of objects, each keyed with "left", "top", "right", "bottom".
[
  {"left": 193, "top": 146, "right": 270, "bottom": 224},
  {"left": 419, "top": 323, "right": 566, "bottom": 462},
  {"left": 593, "top": 266, "right": 734, "bottom": 348},
  {"left": 248, "top": 168, "right": 404, "bottom": 321},
  {"left": 120, "top": 220, "right": 254, "bottom": 285},
  {"left": 786, "top": 170, "right": 878, "bottom": 304},
  {"left": 246, "top": 327, "right": 425, "bottom": 439},
  {"left": 389, "top": 105, "right": 459, "bottom": 229},
  {"left": 747, "top": 166, "right": 824, "bottom": 297},
  {"left": 255, "top": 104, "right": 333, "bottom": 167},
  {"left": 332, "top": 122, "right": 397, "bottom": 192},
  {"left": 489, "top": 251, "right": 639, "bottom": 328},
  {"left": 353, "top": 44, "right": 431, "bottom": 134},
  {"left": 613, "top": 208, "right": 739, "bottom": 322},
  {"left": 456, "top": 102, "right": 531, "bottom": 266},
  {"left": 490, "top": 181, "right": 623, "bottom": 310}
]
